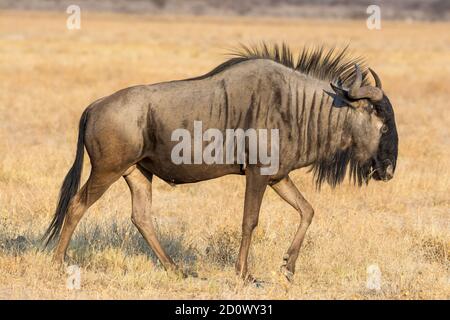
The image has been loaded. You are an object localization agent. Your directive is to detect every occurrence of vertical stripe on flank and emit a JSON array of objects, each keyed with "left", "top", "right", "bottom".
[
  {"left": 222, "top": 80, "right": 229, "bottom": 130},
  {"left": 294, "top": 86, "right": 301, "bottom": 161},
  {"left": 298, "top": 86, "right": 306, "bottom": 156},
  {"left": 316, "top": 91, "right": 325, "bottom": 160},
  {"left": 306, "top": 90, "right": 316, "bottom": 159}
]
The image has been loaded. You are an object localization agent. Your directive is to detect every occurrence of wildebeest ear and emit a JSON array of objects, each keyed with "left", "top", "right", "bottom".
[
  {"left": 330, "top": 83, "right": 347, "bottom": 98},
  {"left": 324, "top": 89, "right": 352, "bottom": 109}
]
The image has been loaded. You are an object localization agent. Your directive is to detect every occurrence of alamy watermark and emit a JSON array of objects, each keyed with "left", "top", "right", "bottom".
[
  {"left": 66, "top": 5, "right": 81, "bottom": 30},
  {"left": 66, "top": 265, "right": 81, "bottom": 290},
  {"left": 366, "top": 264, "right": 382, "bottom": 292},
  {"left": 366, "top": 5, "right": 381, "bottom": 30},
  {"left": 171, "top": 121, "right": 279, "bottom": 175}
]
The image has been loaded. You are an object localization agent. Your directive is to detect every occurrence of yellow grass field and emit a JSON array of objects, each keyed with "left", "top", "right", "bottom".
[{"left": 0, "top": 10, "right": 449, "bottom": 299}]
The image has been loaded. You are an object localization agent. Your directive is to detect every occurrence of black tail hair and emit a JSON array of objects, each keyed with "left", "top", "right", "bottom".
[{"left": 42, "top": 109, "right": 89, "bottom": 247}]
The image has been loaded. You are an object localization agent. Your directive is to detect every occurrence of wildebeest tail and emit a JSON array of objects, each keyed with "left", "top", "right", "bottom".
[{"left": 42, "top": 109, "right": 89, "bottom": 247}]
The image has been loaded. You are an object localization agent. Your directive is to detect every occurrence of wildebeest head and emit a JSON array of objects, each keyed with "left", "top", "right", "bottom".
[
  {"left": 369, "top": 94, "right": 398, "bottom": 182},
  {"left": 331, "top": 65, "right": 398, "bottom": 182}
]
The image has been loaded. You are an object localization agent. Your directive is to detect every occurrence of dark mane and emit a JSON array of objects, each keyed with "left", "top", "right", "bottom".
[
  {"left": 188, "top": 42, "right": 369, "bottom": 85},
  {"left": 310, "top": 147, "right": 372, "bottom": 189}
]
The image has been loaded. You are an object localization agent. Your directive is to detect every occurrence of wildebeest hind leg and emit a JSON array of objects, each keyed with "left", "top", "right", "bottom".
[
  {"left": 124, "top": 166, "right": 183, "bottom": 277},
  {"left": 53, "top": 169, "right": 122, "bottom": 263},
  {"left": 271, "top": 176, "right": 314, "bottom": 282}
]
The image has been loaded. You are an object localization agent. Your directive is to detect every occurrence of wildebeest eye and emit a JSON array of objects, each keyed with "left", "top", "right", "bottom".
[{"left": 381, "top": 124, "right": 388, "bottom": 133}]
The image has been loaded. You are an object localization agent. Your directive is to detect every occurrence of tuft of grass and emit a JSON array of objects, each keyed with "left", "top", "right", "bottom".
[
  {"left": 420, "top": 236, "right": 449, "bottom": 267},
  {"left": 205, "top": 229, "right": 240, "bottom": 267}
]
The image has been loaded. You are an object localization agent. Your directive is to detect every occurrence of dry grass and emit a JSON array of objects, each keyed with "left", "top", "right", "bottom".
[{"left": 0, "top": 10, "right": 449, "bottom": 299}]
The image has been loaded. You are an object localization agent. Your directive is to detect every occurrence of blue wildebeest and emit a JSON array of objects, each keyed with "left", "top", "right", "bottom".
[{"left": 44, "top": 44, "right": 398, "bottom": 282}]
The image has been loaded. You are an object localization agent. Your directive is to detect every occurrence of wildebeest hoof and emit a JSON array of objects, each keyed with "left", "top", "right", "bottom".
[
  {"left": 282, "top": 253, "right": 289, "bottom": 265},
  {"left": 52, "top": 254, "right": 68, "bottom": 270},
  {"left": 280, "top": 265, "right": 294, "bottom": 283},
  {"left": 243, "top": 273, "right": 255, "bottom": 283},
  {"left": 187, "top": 270, "right": 198, "bottom": 278},
  {"left": 252, "top": 279, "right": 265, "bottom": 289},
  {"left": 239, "top": 273, "right": 257, "bottom": 284},
  {"left": 177, "top": 270, "right": 188, "bottom": 279},
  {"left": 167, "top": 267, "right": 187, "bottom": 280},
  {"left": 243, "top": 274, "right": 264, "bottom": 288}
]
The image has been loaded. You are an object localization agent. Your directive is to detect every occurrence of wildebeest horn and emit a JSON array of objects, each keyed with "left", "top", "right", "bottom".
[
  {"left": 369, "top": 68, "right": 382, "bottom": 89},
  {"left": 348, "top": 64, "right": 383, "bottom": 102}
]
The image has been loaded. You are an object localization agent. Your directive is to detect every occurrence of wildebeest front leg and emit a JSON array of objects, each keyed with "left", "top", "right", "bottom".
[
  {"left": 235, "top": 166, "right": 269, "bottom": 281},
  {"left": 271, "top": 176, "right": 314, "bottom": 282},
  {"left": 124, "top": 166, "right": 183, "bottom": 277}
]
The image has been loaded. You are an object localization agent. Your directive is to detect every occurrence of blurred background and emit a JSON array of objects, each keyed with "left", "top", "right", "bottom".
[{"left": 1, "top": 0, "right": 450, "bottom": 20}]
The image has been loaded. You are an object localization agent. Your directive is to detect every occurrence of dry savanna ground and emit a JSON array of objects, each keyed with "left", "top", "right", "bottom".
[{"left": 0, "top": 10, "right": 449, "bottom": 299}]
